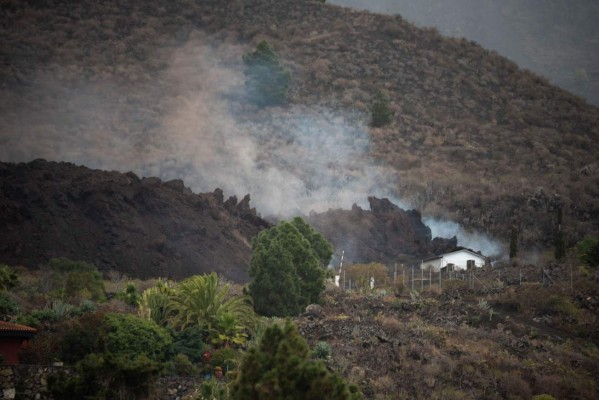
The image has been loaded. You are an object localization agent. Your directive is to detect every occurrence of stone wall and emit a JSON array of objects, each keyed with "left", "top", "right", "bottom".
[
  {"left": 0, "top": 366, "right": 201, "bottom": 400},
  {"left": 0, "top": 365, "right": 73, "bottom": 400}
]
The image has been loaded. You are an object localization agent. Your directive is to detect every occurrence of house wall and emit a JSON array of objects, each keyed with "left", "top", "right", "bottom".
[
  {"left": 0, "top": 338, "right": 23, "bottom": 365},
  {"left": 422, "top": 251, "right": 485, "bottom": 271}
]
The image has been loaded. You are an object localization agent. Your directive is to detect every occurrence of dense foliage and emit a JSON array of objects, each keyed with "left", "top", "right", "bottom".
[
  {"left": 231, "top": 320, "right": 361, "bottom": 400},
  {"left": 47, "top": 257, "right": 105, "bottom": 302},
  {"left": 249, "top": 218, "right": 332, "bottom": 317},
  {"left": 576, "top": 235, "right": 599, "bottom": 268}
]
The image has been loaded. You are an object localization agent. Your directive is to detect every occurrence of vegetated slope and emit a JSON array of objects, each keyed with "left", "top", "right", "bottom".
[
  {"left": 1, "top": 0, "right": 598, "bottom": 250},
  {"left": 306, "top": 197, "right": 457, "bottom": 266},
  {"left": 296, "top": 280, "right": 599, "bottom": 399},
  {"left": 330, "top": 0, "right": 599, "bottom": 107},
  {"left": 0, "top": 159, "right": 269, "bottom": 281}
]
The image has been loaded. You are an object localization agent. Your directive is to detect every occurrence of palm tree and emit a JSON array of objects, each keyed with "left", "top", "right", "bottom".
[{"left": 169, "top": 273, "right": 255, "bottom": 334}]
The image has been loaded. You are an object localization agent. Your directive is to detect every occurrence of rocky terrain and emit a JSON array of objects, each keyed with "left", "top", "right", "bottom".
[
  {"left": 1, "top": 160, "right": 460, "bottom": 280},
  {"left": 0, "top": 159, "right": 269, "bottom": 281},
  {"left": 306, "top": 197, "right": 457, "bottom": 266},
  {"left": 297, "top": 274, "right": 599, "bottom": 399}
]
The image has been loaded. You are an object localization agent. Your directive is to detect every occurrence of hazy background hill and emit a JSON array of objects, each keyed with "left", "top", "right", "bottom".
[
  {"left": 330, "top": 0, "right": 599, "bottom": 106},
  {"left": 1, "top": 0, "right": 598, "bottom": 261}
]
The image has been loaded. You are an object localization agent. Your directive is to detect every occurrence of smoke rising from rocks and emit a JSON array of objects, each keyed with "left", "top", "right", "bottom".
[{"left": 0, "top": 33, "right": 501, "bottom": 255}]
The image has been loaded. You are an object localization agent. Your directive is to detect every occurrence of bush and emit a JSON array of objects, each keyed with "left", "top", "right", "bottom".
[
  {"left": 312, "top": 341, "right": 332, "bottom": 359},
  {"left": 345, "top": 262, "right": 390, "bottom": 292},
  {"left": 576, "top": 235, "right": 599, "bottom": 267},
  {"left": 46, "top": 258, "right": 105, "bottom": 302},
  {"left": 231, "top": 320, "right": 361, "bottom": 399},
  {"left": 249, "top": 218, "right": 331, "bottom": 317},
  {"left": 0, "top": 292, "right": 18, "bottom": 320},
  {"left": 243, "top": 40, "right": 291, "bottom": 106},
  {"left": 370, "top": 91, "right": 393, "bottom": 127},
  {"left": 103, "top": 313, "right": 172, "bottom": 362}
]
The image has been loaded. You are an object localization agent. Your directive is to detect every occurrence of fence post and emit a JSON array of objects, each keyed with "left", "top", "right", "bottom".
[{"left": 429, "top": 268, "right": 432, "bottom": 289}]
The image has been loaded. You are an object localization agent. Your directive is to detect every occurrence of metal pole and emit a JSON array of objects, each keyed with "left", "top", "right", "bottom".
[
  {"left": 421, "top": 268, "right": 424, "bottom": 291},
  {"left": 429, "top": 268, "right": 432, "bottom": 288},
  {"left": 411, "top": 266, "right": 414, "bottom": 292},
  {"left": 394, "top": 263, "right": 397, "bottom": 283},
  {"left": 570, "top": 264, "right": 573, "bottom": 290}
]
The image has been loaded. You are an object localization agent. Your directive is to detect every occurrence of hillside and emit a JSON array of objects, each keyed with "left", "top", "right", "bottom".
[
  {"left": 1, "top": 0, "right": 598, "bottom": 253},
  {"left": 0, "top": 160, "right": 458, "bottom": 279},
  {"left": 331, "top": 0, "right": 599, "bottom": 106},
  {"left": 306, "top": 197, "right": 457, "bottom": 266},
  {"left": 0, "top": 159, "right": 269, "bottom": 280}
]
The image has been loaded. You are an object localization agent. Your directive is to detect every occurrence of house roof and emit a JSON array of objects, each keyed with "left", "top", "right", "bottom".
[
  {"left": 422, "top": 248, "right": 486, "bottom": 262},
  {"left": 0, "top": 321, "right": 37, "bottom": 335}
]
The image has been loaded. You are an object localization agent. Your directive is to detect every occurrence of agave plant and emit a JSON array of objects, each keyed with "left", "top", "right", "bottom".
[{"left": 139, "top": 281, "right": 174, "bottom": 326}]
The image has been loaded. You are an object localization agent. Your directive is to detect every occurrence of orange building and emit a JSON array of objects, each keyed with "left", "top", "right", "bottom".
[{"left": 0, "top": 321, "right": 37, "bottom": 365}]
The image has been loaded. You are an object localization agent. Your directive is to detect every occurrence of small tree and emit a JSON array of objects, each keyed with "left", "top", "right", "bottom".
[
  {"left": 231, "top": 320, "right": 361, "bottom": 400},
  {"left": 0, "top": 264, "right": 18, "bottom": 291},
  {"left": 370, "top": 91, "right": 393, "bottom": 127},
  {"left": 345, "top": 262, "right": 390, "bottom": 292},
  {"left": 576, "top": 235, "right": 599, "bottom": 268},
  {"left": 249, "top": 218, "right": 331, "bottom": 317},
  {"left": 243, "top": 40, "right": 291, "bottom": 106}
]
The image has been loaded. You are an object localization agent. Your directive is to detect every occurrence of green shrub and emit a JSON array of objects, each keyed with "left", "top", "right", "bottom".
[
  {"left": 540, "top": 296, "right": 581, "bottom": 321},
  {"left": 47, "top": 258, "right": 105, "bottom": 302},
  {"left": 103, "top": 313, "right": 172, "bottom": 362},
  {"left": 249, "top": 218, "right": 330, "bottom": 317},
  {"left": 231, "top": 320, "right": 361, "bottom": 399},
  {"left": 370, "top": 91, "right": 393, "bottom": 127},
  {"left": 312, "top": 341, "right": 332, "bottom": 359},
  {"left": 0, "top": 292, "right": 18, "bottom": 319},
  {"left": 243, "top": 40, "right": 291, "bottom": 106},
  {"left": 172, "top": 353, "right": 197, "bottom": 376},
  {"left": 0, "top": 264, "right": 18, "bottom": 291},
  {"left": 48, "top": 353, "right": 162, "bottom": 400},
  {"left": 575, "top": 235, "right": 599, "bottom": 267}
]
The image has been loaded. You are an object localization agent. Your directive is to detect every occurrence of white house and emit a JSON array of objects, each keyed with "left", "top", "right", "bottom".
[{"left": 421, "top": 249, "right": 487, "bottom": 271}]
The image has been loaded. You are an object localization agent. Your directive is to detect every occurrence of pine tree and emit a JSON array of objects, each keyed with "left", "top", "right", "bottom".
[
  {"left": 248, "top": 218, "right": 331, "bottom": 317},
  {"left": 231, "top": 321, "right": 361, "bottom": 400},
  {"left": 243, "top": 41, "right": 291, "bottom": 106}
]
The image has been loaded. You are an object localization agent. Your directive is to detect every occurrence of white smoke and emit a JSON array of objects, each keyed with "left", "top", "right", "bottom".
[
  {"left": 0, "top": 30, "right": 501, "bottom": 253},
  {"left": 423, "top": 217, "right": 503, "bottom": 256},
  {"left": 0, "top": 33, "right": 397, "bottom": 217}
]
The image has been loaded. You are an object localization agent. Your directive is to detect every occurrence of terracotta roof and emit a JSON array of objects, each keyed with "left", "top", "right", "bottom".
[{"left": 0, "top": 321, "right": 37, "bottom": 333}]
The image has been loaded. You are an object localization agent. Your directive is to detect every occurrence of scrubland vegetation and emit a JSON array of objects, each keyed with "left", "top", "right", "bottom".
[{"left": 1, "top": 231, "right": 598, "bottom": 399}]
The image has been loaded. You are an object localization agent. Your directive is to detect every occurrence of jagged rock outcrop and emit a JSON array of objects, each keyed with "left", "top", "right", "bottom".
[
  {"left": 0, "top": 160, "right": 269, "bottom": 281},
  {"left": 306, "top": 196, "right": 457, "bottom": 265}
]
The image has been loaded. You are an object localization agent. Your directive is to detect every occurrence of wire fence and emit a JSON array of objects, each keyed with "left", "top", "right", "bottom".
[{"left": 337, "top": 263, "right": 599, "bottom": 294}]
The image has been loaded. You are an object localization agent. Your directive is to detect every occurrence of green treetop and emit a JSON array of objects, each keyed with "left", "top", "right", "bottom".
[
  {"left": 249, "top": 218, "right": 332, "bottom": 317},
  {"left": 231, "top": 320, "right": 361, "bottom": 400},
  {"left": 243, "top": 40, "right": 291, "bottom": 106}
]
